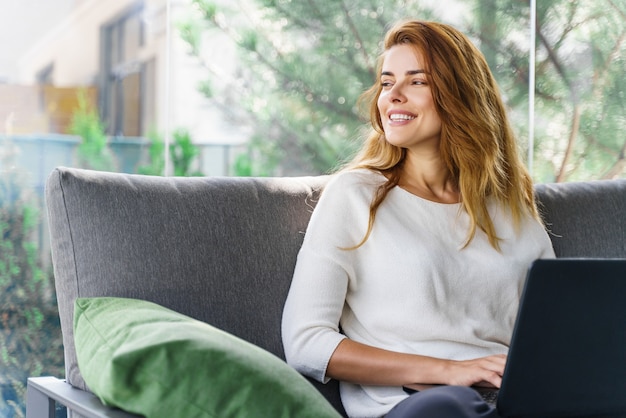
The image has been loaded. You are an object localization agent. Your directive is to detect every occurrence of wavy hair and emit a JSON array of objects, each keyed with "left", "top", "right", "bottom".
[{"left": 344, "top": 20, "right": 540, "bottom": 250}]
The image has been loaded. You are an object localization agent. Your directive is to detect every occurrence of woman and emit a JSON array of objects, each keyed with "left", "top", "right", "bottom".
[{"left": 282, "top": 20, "right": 554, "bottom": 418}]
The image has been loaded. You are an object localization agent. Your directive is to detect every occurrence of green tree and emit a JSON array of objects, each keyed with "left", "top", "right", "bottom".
[
  {"left": 184, "top": 0, "right": 625, "bottom": 181},
  {"left": 471, "top": 0, "right": 626, "bottom": 182},
  {"left": 182, "top": 0, "right": 439, "bottom": 175}
]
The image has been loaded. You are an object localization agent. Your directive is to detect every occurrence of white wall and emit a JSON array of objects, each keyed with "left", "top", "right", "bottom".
[
  {"left": 0, "top": 0, "right": 74, "bottom": 83},
  {"left": 17, "top": 0, "right": 141, "bottom": 86}
]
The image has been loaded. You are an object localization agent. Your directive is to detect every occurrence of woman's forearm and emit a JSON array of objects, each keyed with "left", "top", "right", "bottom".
[
  {"left": 326, "top": 338, "right": 448, "bottom": 386},
  {"left": 326, "top": 339, "right": 506, "bottom": 388}
]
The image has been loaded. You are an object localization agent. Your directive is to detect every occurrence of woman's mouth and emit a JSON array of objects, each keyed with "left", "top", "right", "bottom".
[{"left": 389, "top": 114, "right": 416, "bottom": 121}]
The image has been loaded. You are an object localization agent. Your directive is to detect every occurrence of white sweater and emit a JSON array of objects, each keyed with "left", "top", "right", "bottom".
[{"left": 282, "top": 169, "right": 555, "bottom": 418}]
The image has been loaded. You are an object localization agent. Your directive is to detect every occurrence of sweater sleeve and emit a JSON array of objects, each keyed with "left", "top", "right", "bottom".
[{"left": 281, "top": 171, "right": 379, "bottom": 383}]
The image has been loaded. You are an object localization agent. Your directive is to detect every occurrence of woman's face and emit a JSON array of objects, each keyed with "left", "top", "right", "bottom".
[{"left": 377, "top": 44, "right": 442, "bottom": 152}]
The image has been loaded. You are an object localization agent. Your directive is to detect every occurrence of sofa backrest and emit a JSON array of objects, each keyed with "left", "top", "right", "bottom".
[
  {"left": 46, "top": 167, "right": 625, "bottom": 416},
  {"left": 535, "top": 179, "right": 626, "bottom": 258},
  {"left": 45, "top": 167, "right": 350, "bottom": 411}
]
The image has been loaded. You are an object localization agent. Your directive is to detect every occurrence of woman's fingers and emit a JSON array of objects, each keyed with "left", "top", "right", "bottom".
[{"left": 445, "top": 355, "right": 507, "bottom": 388}]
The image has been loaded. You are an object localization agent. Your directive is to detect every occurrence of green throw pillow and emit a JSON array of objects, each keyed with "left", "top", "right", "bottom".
[{"left": 73, "top": 297, "right": 341, "bottom": 418}]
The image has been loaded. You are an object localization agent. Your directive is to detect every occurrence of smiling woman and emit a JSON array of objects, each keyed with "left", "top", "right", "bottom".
[{"left": 281, "top": 20, "right": 555, "bottom": 418}]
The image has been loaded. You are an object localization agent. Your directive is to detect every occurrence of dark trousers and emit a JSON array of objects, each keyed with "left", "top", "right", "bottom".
[{"left": 386, "top": 386, "right": 501, "bottom": 418}]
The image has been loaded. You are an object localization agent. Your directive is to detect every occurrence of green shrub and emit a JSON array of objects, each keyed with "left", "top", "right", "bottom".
[
  {"left": 0, "top": 149, "right": 64, "bottom": 417},
  {"left": 138, "top": 128, "right": 204, "bottom": 177}
]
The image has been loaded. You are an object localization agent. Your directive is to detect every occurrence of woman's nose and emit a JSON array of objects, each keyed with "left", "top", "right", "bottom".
[{"left": 388, "top": 83, "right": 406, "bottom": 103}]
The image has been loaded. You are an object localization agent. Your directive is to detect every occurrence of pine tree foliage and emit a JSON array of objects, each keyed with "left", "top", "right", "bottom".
[
  {"left": 469, "top": 0, "right": 626, "bottom": 181},
  {"left": 185, "top": 0, "right": 438, "bottom": 175}
]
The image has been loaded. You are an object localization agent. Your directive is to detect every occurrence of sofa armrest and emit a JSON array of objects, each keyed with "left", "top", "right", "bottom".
[{"left": 26, "top": 377, "right": 140, "bottom": 418}]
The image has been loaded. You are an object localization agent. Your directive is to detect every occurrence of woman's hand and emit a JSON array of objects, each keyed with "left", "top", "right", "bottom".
[{"left": 441, "top": 354, "right": 507, "bottom": 388}]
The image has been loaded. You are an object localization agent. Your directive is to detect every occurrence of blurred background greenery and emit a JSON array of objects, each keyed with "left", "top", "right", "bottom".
[{"left": 182, "top": 0, "right": 625, "bottom": 181}]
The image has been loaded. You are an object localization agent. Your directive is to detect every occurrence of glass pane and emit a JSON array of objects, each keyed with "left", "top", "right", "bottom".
[
  {"left": 122, "top": 72, "right": 142, "bottom": 137},
  {"left": 142, "top": 58, "right": 157, "bottom": 135},
  {"left": 124, "top": 9, "right": 143, "bottom": 61},
  {"left": 108, "top": 25, "right": 122, "bottom": 67}
]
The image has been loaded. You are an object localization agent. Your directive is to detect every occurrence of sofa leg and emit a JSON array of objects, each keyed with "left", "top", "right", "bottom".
[{"left": 26, "top": 378, "right": 55, "bottom": 418}]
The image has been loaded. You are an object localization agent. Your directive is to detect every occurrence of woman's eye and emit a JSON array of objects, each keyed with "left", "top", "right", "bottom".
[
  {"left": 381, "top": 81, "right": 393, "bottom": 88},
  {"left": 412, "top": 80, "right": 426, "bottom": 85}
]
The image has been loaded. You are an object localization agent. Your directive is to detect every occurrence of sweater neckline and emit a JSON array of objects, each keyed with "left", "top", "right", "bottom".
[
  {"left": 393, "top": 184, "right": 463, "bottom": 207},
  {"left": 365, "top": 169, "right": 462, "bottom": 206}
]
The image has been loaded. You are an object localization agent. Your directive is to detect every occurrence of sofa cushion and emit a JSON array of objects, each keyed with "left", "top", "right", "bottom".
[{"left": 74, "top": 297, "right": 341, "bottom": 418}]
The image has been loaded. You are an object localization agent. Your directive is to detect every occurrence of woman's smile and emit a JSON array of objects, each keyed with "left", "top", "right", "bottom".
[{"left": 388, "top": 111, "right": 417, "bottom": 123}]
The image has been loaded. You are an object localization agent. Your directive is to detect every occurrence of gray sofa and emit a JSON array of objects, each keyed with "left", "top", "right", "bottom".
[{"left": 27, "top": 167, "right": 626, "bottom": 417}]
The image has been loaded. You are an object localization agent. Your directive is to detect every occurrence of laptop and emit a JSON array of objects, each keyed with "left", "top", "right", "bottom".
[{"left": 406, "top": 258, "right": 626, "bottom": 417}]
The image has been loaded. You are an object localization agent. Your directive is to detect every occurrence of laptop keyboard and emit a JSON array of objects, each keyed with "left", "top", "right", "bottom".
[{"left": 478, "top": 389, "right": 499, "bottom": 406}]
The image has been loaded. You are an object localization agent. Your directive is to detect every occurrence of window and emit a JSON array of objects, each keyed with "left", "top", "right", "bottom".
[{"left": 100, "top": 1, "right": 146, "bottom": 137}]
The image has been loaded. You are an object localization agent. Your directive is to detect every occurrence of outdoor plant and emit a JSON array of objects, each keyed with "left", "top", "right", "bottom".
[
  {"left": 138, "top": 128, "right": 204, "bottom": 177},
  {"left": 170, "top": 128, "right": 204, "bottom": 177},
  {"left": 69, "top": 89, "right": 118, "bottom": 172},
  {"left": 137, "top": 129, "right": 167, "bottom": 176}
]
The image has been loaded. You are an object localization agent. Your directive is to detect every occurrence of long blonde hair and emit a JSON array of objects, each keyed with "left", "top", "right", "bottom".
[{"left": 345, "top": 20, "right": 539, "bottom": 250}]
